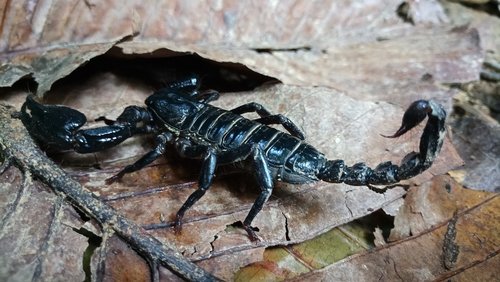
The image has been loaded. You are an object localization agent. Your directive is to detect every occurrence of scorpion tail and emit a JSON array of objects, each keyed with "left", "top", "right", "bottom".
[
  {"left": 381, "top": 100, "right": 431, "bottom": 138},
  {"left": 317, "top": 100, "right": 446, "bottom": 187}
]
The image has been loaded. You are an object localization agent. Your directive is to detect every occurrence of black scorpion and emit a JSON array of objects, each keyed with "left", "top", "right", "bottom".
[{"left": 18, "top": 77, "right": 446, "bottom": 241}]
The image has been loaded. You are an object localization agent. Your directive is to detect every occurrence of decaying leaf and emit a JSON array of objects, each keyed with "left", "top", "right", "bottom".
[
  {"left": 332, "top": 176, "right": 498, "bottom": 281},
  {"left": 234, "top": 175, "right": 498, "bottom": 282},
  {"left": 0, "top": 0, "right": 140, "bottom": 94},
  {"left": 396, "top": 0, "right": 448, "bottom": 25},
  {"left": 389, "top": 175, "right": 497, "bottom": 241},
  {"left": 92, "top": 235, "right": 151, "bottom": 281},
  {"left": 0, "top": 166, "right": 87, "bottom": 280},
  {"left": 2, "top": 1, "right": 484, "bottom": 99},
  {"left": 0, "top": 0, "right": 496, "bottom": 280},
  {"left": 447, "top": 83, "right": 500, "bottom": 192},
  {"left": 444, "top": 1, "right": 500, "bottom": 54}
]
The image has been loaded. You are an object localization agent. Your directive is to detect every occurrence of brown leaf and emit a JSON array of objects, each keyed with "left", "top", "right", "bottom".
[
  {"left": 234, "top": 223, "right": 373, "bottom": 281},
  {"left": 397, "top": 0, "right": 449, "bottom": 25},
  {"left": 444, "top": 1, "right": 500, "bottom": 53},
  {"left": 0, "top": 1, "right": 488, "bottom": 280},
  {"left": 0, "top": 1, "right": 139, "bottom": 94},
  {"left": 92, "top": 235, "right": 151, "bottom": 281},
  {"left": 0, "top": 166, "right": 87, "bottom": 280},
  {"left": 4, "top": 1, "right": 484, "bottom": 99},
  {"left": 119, "top": 28, "right": 483, "bottom": 113},
  {"left": 123, "top": 0, "right": 409, "bottom": 48},
  {"left": 389, "top": 175, "right": 496, "bottom": 241},
  {"left": 288, "top": 175, "right": 499, "bottom": 281},
  {"left": 448, "top": 84, "right": 500, "bottom": 191}
]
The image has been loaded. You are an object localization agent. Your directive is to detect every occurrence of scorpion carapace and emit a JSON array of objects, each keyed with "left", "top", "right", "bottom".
[{"left": 18, "top": 77, "right": 446, "bottom": 241}]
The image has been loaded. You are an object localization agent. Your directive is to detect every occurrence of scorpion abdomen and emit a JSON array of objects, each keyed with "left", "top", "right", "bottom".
[{"left": 185, "top": 104, "right": 325, "bottom": 184}]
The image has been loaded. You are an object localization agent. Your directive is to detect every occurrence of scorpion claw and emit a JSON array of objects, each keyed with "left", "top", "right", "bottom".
[
  {"left": 95, "top": 116, "right": 116, "bottom": 125},
  {"left": 382, "top": 100, "right": 432, "bottom": 138}
]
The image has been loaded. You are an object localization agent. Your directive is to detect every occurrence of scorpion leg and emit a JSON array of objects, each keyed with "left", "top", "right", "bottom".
[
  {"left": 174, "top": 147, "right": 217, "bottom": 234},
  {"left": 317, "top": 100, "right": 446, "bottom": 188},
  {"left": 163, "top": 75, "right": 219, "bottom": 103},
  {"left": 166, "top": 75, "right": 200, "bottom": 94},
  {"left": 174, "top": 138, "right": 210, "bottom": 158},
  {"left": 105, "top": 132, "right": 173, "bottom": 184},
  {"left": 174, "top": 141, "right": 271, "bottom": 242},
  {"left": 231, "top": 102, "right": 305, "bottom": 140},
  {"left": 194, "top": 89, "right": 220, "bottom": 103},
  {"left": 173, "top": 141, "right": 254, "bottom": 233},
  {"left": 241, "top": 145, "right": 274, "bottom": 242},
  {"left": 254, "top": 115, "right": 305, "bottom": 140},
  {"left": 231, "top": 102, "right": 272, "bottom": 116}
]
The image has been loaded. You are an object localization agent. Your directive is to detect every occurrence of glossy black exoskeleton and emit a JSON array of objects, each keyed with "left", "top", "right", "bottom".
[{"left": 19, "top": 77, "right": 446, "bottom": 241}]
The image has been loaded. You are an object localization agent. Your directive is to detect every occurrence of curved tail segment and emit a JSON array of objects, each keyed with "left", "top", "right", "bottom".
[{"left": 317, "top": 100, "right": 446, "bottom": 186}]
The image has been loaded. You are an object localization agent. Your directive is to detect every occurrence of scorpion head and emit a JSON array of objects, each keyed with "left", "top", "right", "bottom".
[{"left": 145, "top": 89, "right": 203, "bottom": 131}]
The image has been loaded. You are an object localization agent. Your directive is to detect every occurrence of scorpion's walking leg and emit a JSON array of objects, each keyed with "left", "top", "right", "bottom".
[
  {"left": 254, "top": 115, "right": 305, "bottom": 140},
  {"left": 173, "top": 142, "right": 255, "bottom": 233},
  {"left": 200, "top": 143, "right": 274, "bottom": 241},
  {"left": 194, "top": 90, "right": 220, "bottom": 103},
  {"left": 161, "top": 75, "right": 220, "bottom": 103},
  {"left": 231, "top": 102, "right": 305, "bottom": 140},
  {"left": 173, "top": 142, "right": 272, "bottom": 241},
  {"left": 166, "top": 75, "right": 200, "bottom": 93},
  {"left": 317, "top": 100, "right": 446, "bottom": 187},
  {"left": 105, "top": 132, "right": 173, "bottom": 184},
  {"left": 242, "top": 145, "right": 274, "bottom": 241},
  {"left": 174, "top": 147, "right": 217, "bottom": 233}
]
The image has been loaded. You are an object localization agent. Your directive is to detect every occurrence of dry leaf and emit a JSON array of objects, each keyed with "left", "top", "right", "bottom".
[
  {"left": 0, "top": 0, "right": 492, "bottom": 280},
  {"left": 0, "top": 166, "right": 87, "bottom": 280},
  {"left": 92, "top": 235, "right": 151, "bottom": 281},
  {"left": 1, "top": 71, "right": 462, "bottom": 279},
  {"left": 0, "top": 0, "right": 139, "bottom": 94},
  {"left": 283, "top": 175, "right": 499, "bottom": 281}
]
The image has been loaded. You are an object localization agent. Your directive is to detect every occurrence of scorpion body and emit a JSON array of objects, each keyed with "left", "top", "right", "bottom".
[
  {"left": 177, "top": 103, "right": 323, "bottom": 184},
  {"left": 19, "top": 77, "right": 446, "bottom": 241}
]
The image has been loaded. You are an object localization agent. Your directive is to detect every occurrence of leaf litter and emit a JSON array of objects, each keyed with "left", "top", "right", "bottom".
[{"left": 0, "top": 0, "right": 497, "bottom": 280}]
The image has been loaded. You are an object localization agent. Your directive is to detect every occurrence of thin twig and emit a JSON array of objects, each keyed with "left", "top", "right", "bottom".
[{"left": 0, "top": 103, "right": 219, "bottom": 282}]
